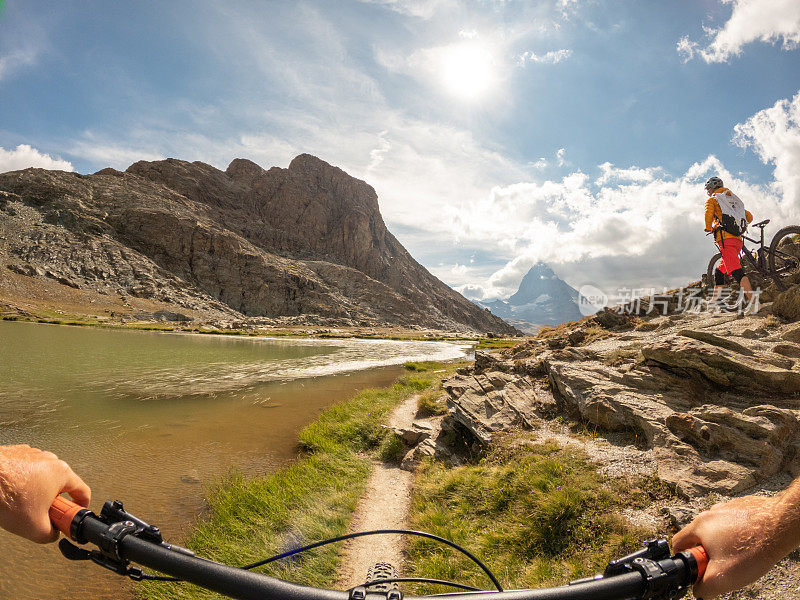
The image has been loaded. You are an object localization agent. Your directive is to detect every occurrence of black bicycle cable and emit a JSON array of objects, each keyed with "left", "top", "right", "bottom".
[{"left": 133, "top": 528, "right": 503, "bottom": 591}]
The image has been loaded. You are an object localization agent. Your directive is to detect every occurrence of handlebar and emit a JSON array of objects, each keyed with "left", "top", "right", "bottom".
[{"left": 50, "top": 496, "right": 708, "bottom": 600}]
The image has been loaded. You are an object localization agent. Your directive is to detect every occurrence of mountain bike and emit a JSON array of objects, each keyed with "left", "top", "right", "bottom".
[
  {"left": 50, "top": 496, "right": 708, "bottom": 600},
  {"left": 706, "top": 220, "right": 800, "bottom": 289}
]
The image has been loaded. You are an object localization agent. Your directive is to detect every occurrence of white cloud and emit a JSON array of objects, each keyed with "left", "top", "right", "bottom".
[
  {"left": 0, "top": 49, "right": 38, "bottom": 82},
  {"left": 358, "top": 0, "right": 458, "bottom": 19},
  {"left": 0, "top": 145, "right": 73, "bottom": 173},
  {"left": 595, "top": 162, "right": 662, "bottom": 186},
  {"left": 556, "top": 147, "right": 566, "bottom": 166},
  {"left": 0, "top": 7, "right": 47, "bottom": 84},
  {"left": 679, "top": 0, "right": 800, "bottom": 63},
  {"left": 454, "top": 283, "right": 487, "bottom": 300},
  {"left": 69, "top": 136, "right": 165, "bottom": 171},
  {"left": 734, "top": 89, "right": 800, "bottom": 212},
  {"left": 367, "top": 130, "right": 392, "bottom": 172},
  {"left": 675, "top": 35, "right": 699, "bottom": 63},
  {"left": 450, "top": 263, "right": 468, "bottom": 276},
  {"left": 518, "top": 48, "right": 573, "bottom": 65},
  {"left": 531, "top": 157, "right": 548, "bottom": 169}
]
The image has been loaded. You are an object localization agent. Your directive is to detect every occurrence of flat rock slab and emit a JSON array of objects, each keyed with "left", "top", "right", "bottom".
[{"left": 444, "top": 313, "right": 800, "bottom": 498}]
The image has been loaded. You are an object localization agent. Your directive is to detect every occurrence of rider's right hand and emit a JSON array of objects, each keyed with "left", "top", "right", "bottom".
[
  {"left": 0, "top": 444, "right": 91, "bottom": 543},
  {"left": 673, "top": 492, "right": 799, "bottom": 599}
]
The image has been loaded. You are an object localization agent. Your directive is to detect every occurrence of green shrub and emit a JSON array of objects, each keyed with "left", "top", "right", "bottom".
[
  {"left": 378, "top": 432, "right": 406, "bottom": 463},
  {"left": 417, "top": 389, "right": 448, "bottom": 416}
]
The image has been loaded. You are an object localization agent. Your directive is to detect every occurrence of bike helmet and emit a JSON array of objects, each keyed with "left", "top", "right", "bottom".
[{"left": 705, "top": 176, "right": 724, "bottom": 194}]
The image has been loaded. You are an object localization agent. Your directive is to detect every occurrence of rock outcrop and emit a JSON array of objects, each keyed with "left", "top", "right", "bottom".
[
  {"left": 441, "top": 306, "right": 800, "bottom": 497},
  {"left": 0, "top": 157, "right": 517, "bottom": 334}
]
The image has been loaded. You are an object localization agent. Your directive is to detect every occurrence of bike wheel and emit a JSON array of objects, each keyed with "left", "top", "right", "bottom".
[
  {"left": 769, "top": 225, "right": 800, "bottom": 281},
  {"left": 364, "top": 561, "right": 399, "bottom": 593},
  {"left": 706, "top": 253, "right": 728, "bottom": 286}
]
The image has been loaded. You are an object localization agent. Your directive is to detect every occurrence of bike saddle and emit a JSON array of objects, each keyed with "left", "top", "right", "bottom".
[{"left": 753, "top": 219, "right": 770, "bottom": 227}]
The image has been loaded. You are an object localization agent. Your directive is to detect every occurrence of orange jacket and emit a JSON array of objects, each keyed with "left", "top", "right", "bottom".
[{"left": 704, "top": 187, "right": 753, "bottom": 242}]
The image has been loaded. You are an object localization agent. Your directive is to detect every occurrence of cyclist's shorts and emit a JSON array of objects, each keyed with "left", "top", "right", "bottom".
[{"left": 717, "top": 237, "right": 743, "bottom": 274}]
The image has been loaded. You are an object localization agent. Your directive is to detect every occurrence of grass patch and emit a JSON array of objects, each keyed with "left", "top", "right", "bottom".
[
  {"left": 404, "top": 360, "right": 446, "bottom": 372},
  {"left": 537, "top": 323, "right": 610, "bottom": 346},
  {"left": 298, "top": 375, "right": 434, "bottom": 455},
  {"left": 411, "top": 360, "right": 470, "bottom": 417},
  {"left": 404, "top": 438, "right": 654, "bottom": 594},
  {"left": 136, "top": 362, "right": 452, "bottom": 600},
  {"left": 602, "top": 343, "right": 643, "bottom": 367},
  {"left": 416, "top": 388, "right": 448, "bottom": 416},
  {"left": 476, "top": 338, "right": 522, "bottom": 349},
  {"left": 378, "top": 432, "right": 406, "bottom": 463}
]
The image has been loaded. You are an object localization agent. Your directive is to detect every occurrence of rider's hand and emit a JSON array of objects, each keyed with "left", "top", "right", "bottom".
[
  {"left": 673, "top": 493, "right": 800, "bottom": 599},
  {"left": 0, "top": 444, "right": 91, "bottom": 543}
]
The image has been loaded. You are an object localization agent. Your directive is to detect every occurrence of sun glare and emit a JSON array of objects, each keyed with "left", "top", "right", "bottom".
[{"left": 441, "top": 44, "right": 495, "bottom": 100}]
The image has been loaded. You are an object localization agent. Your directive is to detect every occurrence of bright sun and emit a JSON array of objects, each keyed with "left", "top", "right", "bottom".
[{"left": 440, "top": 44, "right": 495, "bottom": 100}]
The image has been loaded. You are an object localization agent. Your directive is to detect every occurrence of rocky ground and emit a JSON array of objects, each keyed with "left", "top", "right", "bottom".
[{"left": 391, "top": 298, "right": 800, "bottom": 598}]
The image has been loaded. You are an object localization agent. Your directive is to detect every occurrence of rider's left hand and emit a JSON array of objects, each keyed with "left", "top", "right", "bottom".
[{"left": 0, "top": 444, "right": 91, "bottom": 543}]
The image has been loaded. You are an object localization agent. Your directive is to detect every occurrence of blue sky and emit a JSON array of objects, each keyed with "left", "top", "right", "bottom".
[{"left": 2, "top": 0, "right": 800, "bottom": 300}]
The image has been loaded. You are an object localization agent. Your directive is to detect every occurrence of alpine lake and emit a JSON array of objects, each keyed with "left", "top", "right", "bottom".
[{"left": 0, "top": 320, "right": 471, "bottom": 599}]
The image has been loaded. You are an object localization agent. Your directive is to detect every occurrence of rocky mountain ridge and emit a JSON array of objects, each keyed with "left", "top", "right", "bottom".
[{"left": 0, "top": 155, "right": 517, "bottom": 334}]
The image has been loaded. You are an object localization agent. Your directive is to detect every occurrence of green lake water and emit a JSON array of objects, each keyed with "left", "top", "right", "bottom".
[{"left": 0, "top": 320, "right": 470, "bottom": 600}]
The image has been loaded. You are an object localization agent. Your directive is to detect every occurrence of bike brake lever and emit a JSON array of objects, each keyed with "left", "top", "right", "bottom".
[{"left": 58, "top": 538, "right": 92, "bottom": 561}]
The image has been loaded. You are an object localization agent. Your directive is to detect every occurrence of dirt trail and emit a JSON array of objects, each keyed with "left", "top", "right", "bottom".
[{"left": 335, "top": 395, "right": 418, "bottom": 589}]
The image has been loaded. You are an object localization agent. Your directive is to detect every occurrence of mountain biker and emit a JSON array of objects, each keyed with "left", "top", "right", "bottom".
[
  {"left": 704, "top": 176, "right": 754, "bottom": 311},
  {"left": 0, "top": 444, "right": 91, "bottom": 543},
  {"left": 673, "top": 474, "right": 800, "bottom": 599}
]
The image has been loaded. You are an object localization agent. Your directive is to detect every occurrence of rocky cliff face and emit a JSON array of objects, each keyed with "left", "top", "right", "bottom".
[
  {"left": 0, "top": 155, "right": 517, "bottom": 334},
  {"left": 480, "top": 262, "right": 582, "bottom": 332},
  {"left": 440, "top": 303, "right": 800, "bottom": 498}
]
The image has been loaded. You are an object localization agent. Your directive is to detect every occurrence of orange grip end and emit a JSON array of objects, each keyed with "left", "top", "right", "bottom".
[
  {"left": 49, "top": 496, "right": 83, "bottom": 539},
  {"left": 688, "top": 545, "right": 708, "bottom": 582}
]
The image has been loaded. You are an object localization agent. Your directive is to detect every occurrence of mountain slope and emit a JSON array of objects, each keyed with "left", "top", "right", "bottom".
[
  {"left": 0, "top": 154, "right": 517, "bottom": 334},
  {"left": 480, "top": 262, "right": 582, "bottom": 330}
]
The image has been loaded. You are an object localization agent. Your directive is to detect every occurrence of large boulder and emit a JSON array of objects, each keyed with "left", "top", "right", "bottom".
[
  {"left": 772, "top": 285, "right": 800, "bottom": 323},
  {"left": 641, "top": 336, "right": 800, "bottom": 395},
  {"left": 443, "top": 371, "right": 543, "bottom": 445}
]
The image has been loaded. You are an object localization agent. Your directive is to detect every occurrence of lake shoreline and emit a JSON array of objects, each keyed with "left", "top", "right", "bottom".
[
  {"left": 1, "top": 307, "right": 486, "bottom": 343},
  {"left": 135, "top": 360, "right": 464, "bottom": 600}
]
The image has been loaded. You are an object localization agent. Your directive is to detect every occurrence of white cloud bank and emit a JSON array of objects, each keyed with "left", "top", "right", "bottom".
[
  {"left": 678, "top": 0, "right": 800, "bottom": 63},
  {"left": 447, "top": 89, "right": 800, "bottom": 300},
  {"left": 734, "top": 89, "right": 800, "bottom": 209},
  {"left": 0, "top": 145, "right": 73, "bottom": 173}
]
